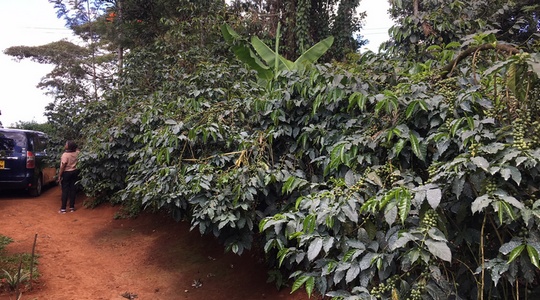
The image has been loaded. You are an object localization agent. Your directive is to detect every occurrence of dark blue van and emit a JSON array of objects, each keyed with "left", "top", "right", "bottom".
[{"left": 0, "top": 128, "right": 57, "bottom": 196}]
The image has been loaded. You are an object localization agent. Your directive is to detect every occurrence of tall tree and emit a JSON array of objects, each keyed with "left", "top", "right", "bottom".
[
  {"left": 330, "top": 0, "right": 365, "bottom": 60},
  {"left": 385, "top": 0, "right": 540, "bottom": 58},
  {"left": 228, "top": 0, "right": 367, "bottom": 61},
  {"left": 3, "top": 40, "right": 106, "bottom": 140}
]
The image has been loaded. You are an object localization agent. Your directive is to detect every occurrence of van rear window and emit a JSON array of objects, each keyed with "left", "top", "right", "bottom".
[{"left": 0, "top": 132, "right": 26, "bottom": 153}]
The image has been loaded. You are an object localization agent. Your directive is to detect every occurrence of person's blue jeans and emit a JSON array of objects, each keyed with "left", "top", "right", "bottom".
[{"left": 61, "top": 170, "right": 78, "bottom": 210}]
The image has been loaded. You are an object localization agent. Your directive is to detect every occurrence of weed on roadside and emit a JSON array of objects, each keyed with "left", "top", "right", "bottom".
[{"left": 0, "top": 235, "right": 39, "bottom": 296}]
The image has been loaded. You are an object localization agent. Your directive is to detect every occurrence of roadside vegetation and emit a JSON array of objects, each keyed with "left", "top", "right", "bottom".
[
  {"left": 0, "top": 235, "right": 38, "bottom": 296},
  {"left": 3, "top": 0, "right": 540, "bottom": 299}
]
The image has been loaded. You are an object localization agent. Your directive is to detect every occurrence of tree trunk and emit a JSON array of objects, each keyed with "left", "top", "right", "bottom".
[
  {"left": 87, "top": 0, "right": 98, "bottom": 101},
  {"left": 118, "top": 0, "right": 124, "bottom": 76}
]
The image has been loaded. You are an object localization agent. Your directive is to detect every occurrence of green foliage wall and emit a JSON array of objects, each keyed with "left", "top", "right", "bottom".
[
  {"left": 67, "top": 2, "right": 540, "bottom": 300},
  {"left": 79, "top": 29, "right": 540, "bottom": 299}
]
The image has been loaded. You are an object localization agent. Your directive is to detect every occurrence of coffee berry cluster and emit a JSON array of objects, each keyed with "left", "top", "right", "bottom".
[
  {"left": 532, "top": 120, "right": 540, "bottom": 147},
  {"left": 421, "top": 209, "right": 438, "bottom": 230},
  {"left": 426, "top": 162, "right": 442, "bottom": 183},
  {"left": 370, "top": 274, "right": 400, "bottom": 298},
  {"left": 512, "top": 108, "right": 531, "bottom": 151},
  {"left": 406, "top": 282, "right": 427, "bottom": 300},
  {"left": 375, "top": 163, "right": 399, "bottom": 187},
  {"left": 484, "top": 178, "right": 497, "bottom": 196}
]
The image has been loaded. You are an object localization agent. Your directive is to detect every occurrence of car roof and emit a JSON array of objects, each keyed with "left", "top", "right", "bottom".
[{"left": 0, "top": 128, "right": 48, "bottom": 136}]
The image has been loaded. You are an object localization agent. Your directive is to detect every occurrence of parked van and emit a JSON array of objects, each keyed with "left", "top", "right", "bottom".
[{"left": 0, "top": 128, "right": 57, "bottom": 196}]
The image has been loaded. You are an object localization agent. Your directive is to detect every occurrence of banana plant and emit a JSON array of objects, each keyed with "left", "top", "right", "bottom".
[{"left": 221, "top": 23, "right": 334, "bottom": 81}]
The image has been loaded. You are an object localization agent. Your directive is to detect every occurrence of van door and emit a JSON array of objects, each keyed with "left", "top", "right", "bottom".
[
  {"left": 0, "top": 131, "right": 27, "bottom": 183},
  {"left": 33, "top": 133, "right": 56, "bottom": 185}
]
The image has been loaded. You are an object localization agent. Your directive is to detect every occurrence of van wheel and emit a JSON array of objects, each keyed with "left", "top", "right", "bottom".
[{"left": 29, "top": 176, "right": 43, "bottom": 197}]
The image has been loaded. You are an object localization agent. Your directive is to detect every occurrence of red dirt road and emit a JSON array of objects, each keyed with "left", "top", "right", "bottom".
[{"left": 0, "top": 186, "right": 310, "bottom": 300}]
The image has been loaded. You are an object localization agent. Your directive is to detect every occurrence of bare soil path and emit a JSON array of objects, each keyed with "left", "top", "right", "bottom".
[{"left": 0, "top": 186, "right": 309, "bottom": 300}]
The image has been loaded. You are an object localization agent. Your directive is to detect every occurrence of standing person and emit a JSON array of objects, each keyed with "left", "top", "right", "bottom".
[{"left": 58, "top": 140, "right": 79, "bottom": 213}]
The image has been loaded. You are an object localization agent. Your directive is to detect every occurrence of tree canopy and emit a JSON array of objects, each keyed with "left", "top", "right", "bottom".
[{"left": 385, "top": 0, "right": 539, "bottom": 57}]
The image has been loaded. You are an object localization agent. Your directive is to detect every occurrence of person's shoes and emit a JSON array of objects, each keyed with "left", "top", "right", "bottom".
[
  {"left": 70, "top": 208, "right": 75, "bottom": 212},
  {"left": 59, "top": 209, "right": 66, "bottom": 214}
]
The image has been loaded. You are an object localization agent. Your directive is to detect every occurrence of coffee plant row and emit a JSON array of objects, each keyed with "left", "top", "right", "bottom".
[{"left": 78, "top": 30, "right": 540, "bottom": 299}]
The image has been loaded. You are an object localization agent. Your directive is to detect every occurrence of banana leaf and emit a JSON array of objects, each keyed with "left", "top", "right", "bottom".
[
  {"left": 221, "top": 24, "right": 272, "bottom": 80},
  {"left": 251, "top": 36, "right": 294, "bottom": 72},
  {"left": 294, "top": 36, "right": 334, "bottom": 67}
]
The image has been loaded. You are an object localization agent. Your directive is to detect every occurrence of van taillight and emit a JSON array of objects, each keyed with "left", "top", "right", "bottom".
[{"left": 26, "top": 151, "right": 35, "bottom": 168}]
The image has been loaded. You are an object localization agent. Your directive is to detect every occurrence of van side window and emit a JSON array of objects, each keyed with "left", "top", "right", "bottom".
[
  {"left": 0, "top": 136, "right": 15, "bottom": 151},
  {"left": 27, "top": 135, "right": 35, "bottom": 152},
  {"left": 0, "top": 132, "right": 26, "bottom": 153},
  {"left": 37, "top": 135, "right": 49, "bottom": 153}
]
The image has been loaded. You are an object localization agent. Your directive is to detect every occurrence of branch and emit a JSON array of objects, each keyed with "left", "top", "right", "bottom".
[{"left": 440, "top": 43, "right": 520, "bottom": 78}]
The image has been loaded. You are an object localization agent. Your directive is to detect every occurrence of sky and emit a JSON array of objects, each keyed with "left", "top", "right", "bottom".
[
  {"left": 0, "top": 0, "right": 394, "bottom": 128},
  {"left": 0, "top": 0, "right": 74, "bottom": 127}
]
